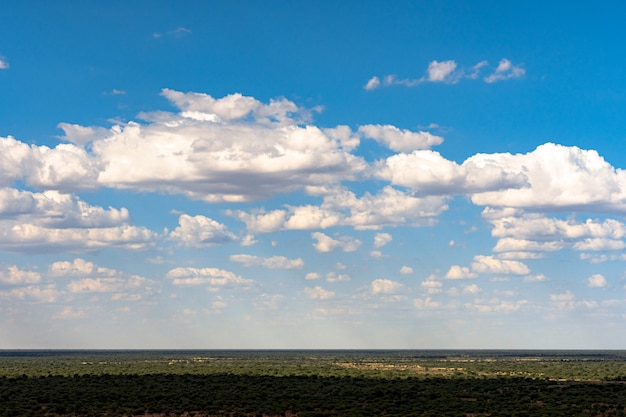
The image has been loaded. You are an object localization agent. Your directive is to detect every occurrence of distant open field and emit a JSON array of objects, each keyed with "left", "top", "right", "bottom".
[{"left": 2, "top": 350, "right": 626, "bottom": 416}]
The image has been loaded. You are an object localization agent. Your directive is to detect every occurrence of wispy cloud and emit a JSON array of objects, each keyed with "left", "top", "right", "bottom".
[
  {"left": 0, "top": 56, "right": 9, "bottom": 69},
  {"left": 365, "top": 58, "right": 524, "bottom": 90},
  {"left": 153, "top": 27, "right": 192, "bottom": 39},
  {"left": 484, "top": 59, "right": 526, "bottom": 83}
]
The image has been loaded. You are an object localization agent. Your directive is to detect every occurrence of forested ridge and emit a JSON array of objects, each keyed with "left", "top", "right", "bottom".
[{"left": 2, "top": 350, "right": 626, "bottom": 416}]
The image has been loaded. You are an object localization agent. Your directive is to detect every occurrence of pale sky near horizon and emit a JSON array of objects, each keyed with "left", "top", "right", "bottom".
[{"left": 2, "top": 1, "right": 626, "bottom": 349}]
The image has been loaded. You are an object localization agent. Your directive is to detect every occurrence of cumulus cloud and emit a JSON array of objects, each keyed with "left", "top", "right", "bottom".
[
  {"left": 373, "top": 232, "right": 392, "bottom": 248},
  {"left": 311, "top": 232, "right": 361, "bottom": 253},
  {"left": 50, "top": 258, "right": 151, "bottom": 301},
  {"left": 420, "top": 276, "right": 443, "bottom": 293},
  {"left": 445, "top": 265, "right": 477, "bottom": 279},
  {"left": 40, "top": 90, "right": 365, "bottom": 203},
  {"left": 305, "top": 272, "right": 320, "bottom": 280},
  {"left": 170, "top": 214, "right": 236, "bottom": 247},
  {"left": 376, "top": 149, "right": 526, "bottom": 195},
  {"left": 166, "top": 267, "right": 254, "bottom": 288},
  {"left": 0, "top": 221, "right": 156, "bottom": 253},
  {"left": 0, "top": 136, "right": 100, "bottom": 191},
  {"left": 426, "top": 60, "right": 458, "bottom": 82},
  {"left": 471, "top": 256, "right": 530, "bottom": 275},
  {"left": 358, "top": 124, "right": 443, "bottom": 151},
  {"left": 50, "top": 258, "right": 116, "bottom": 277},
  {"left": 326, "top": 272, "right": 351, "bottom": 282},
  {"left": 229, "top": 254, "right": 304, "bottom": 269},
  {"left": 471, "top": 143, "right": 626, "bottom": 212},
  {"left": 588, "top": 274, "right": 607, "bottom": 288},
  {"left": 572, "top": 238, "right": 626, "bottom": 251},
  {"left": 0, "top": 265, "right": 41, "bottom": 285},
  {"left": 371, "top": 278, "right": 403, "bottom": 294},
  {"left": 485, "top": 209, "right": 626, "bottom": 257},
  {"left": 463, "top": 284, "right": 481, "bottom": 294},
  {"left": 57, "top": 123, "right": 111, "bottom": 147},
  {"left": 0, "top": 56, "right": 8, "bottom": 69},
  {"left": 400, "top": 266, "right": 413, "bottom": 274},
  {"left": 305, "top": 285, "right": 335, "bottom": 300},
  {"left": 1, "top": 285, "right": 59, "bottom": 303},
  {"left": 233, "top": 185, "right": 448, "bottom": 233}
]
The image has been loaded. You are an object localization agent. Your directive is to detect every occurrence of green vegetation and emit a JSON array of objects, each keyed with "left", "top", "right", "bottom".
[{"left": 1, "top": 350, "right": 626, "bottom": 416}]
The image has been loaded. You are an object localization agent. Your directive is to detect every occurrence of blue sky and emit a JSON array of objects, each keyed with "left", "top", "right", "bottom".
[{"left": 2, "top": 1, "right": 626, "bottom": 349}]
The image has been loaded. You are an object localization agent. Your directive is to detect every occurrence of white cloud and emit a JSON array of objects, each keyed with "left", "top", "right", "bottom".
[
  {"left": 323, "top": 186, "right": 448, "bottom": 230},
  {"left": 305, "top": 272, "right": 320, "bottom": 280},
  {"left": 580, "top": 253, "right": 626, "bottom": 263},
  {"left": 493, "top": 238, "right": 565, "bottom": 252},
  {"left": 234, "top": 209, "right": 287, "bottom": 234},
  {"left": 484, "top": 59, "right": 525, "bottom": 83},
  {"left": 166, "top": 267, "right": 254, "bottom": 288},
  {"left": 0, "top": 56, "right": 8, "bottom": 69},
  {"left": 50, "top": 258, "right": 150, "bottom": 301},
  {"left": 358, "top": 124, "right": 443, "bottom": 151},
  {"left": 420, "top": 276, "right": 443, "bottom": 294},
  {"left": 588, "top": 274, "right": 607, "bottom": 288},
  {"left": 326, "top": 272, "right": 351, "bottom": 282},
  {"left": 426, "top": 60, "right": 458, "bottom": 82},
  {"left": 1, "top": 285, "right": 59, "bottom": 303},
  {"left": 0, "top": 136, "right": 100, "bottom": 191},
  {"left": 170, "top": 214, "right": 236, "bottom": 247},
  {"left": 82, "top": 90, "right": 367, "bottom": 203},
  {"left": 377, "top": 149, "right": 526, "bottom": 194},
  {"left": 572, "top": 238, "right": 626, "bottom": 251},
  {"left": 50, "top": 258, "right": 116, "bottom": 277},
  {"left": 400, "top": 266, "right": 413, "bottom": 274},
  {"left": 311, "top": 232, "right": 361, "bottom": 253},
  {"left": 153, "top": 27, "right": 192, "bottom": 38},
  {"left": 53, "top": 306, "right": 85, "bottom": 319},
  {"left": 471, "top": 144, "right": 626, "bottom": 212},
  {"left": 284, "top": 205, "right": 341, "bottom": 230},
  {"left": 67, "top": 276, "right": 145, "bottom": 295},
  {"left": 366, "top": 58, "right": 524, "bottom": 89},
  {"left": 371, "top": 278, "right": 403, "bottom": 294},
  {"left": 305, "top": 285, "right": 335, "bottom": 300},
  {"left": 57, "top": 123, "right": 110, "bottom": 147},
  {"left": 465, "top": 299, "right": 527, "bottom": 313},
  {"left": 364, "top": 76, "right": 381, "bottom": 90},
  {"left": 0, "top": 222, "right": 156, "bottom": 253},
  {"left": 0, "top": 265, "right": 41, "bottom": 285},
  {"left": 471, "top": 256, "right": 530, "bottom": 275},
  {"left": 445, "top": 265, "right": 477, "bottom": 279},
  {"left": 229, "top": 254, "right": 304, "bottom": 269},
  {"left": 373, "top": 232, "right": 392, "bottom": 248},
  {"left": 523, "top": 273, "right": 547, "bottom": 283},
  {"left": 414, "top": 297, "right": 441, "bottom": 309},
  {"left": 463, "top": 284, "right": 481, "bottom": 294},
  {"left": 0, "top": 188, "right": 156, "bottom": 253},
  {"left": 234, "top": 186, "right": 448, "bottom": 233}
]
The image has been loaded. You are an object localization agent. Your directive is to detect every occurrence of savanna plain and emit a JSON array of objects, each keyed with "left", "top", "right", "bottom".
[{"left": 2, "top": 349, "right": 626, "bottom": 416}]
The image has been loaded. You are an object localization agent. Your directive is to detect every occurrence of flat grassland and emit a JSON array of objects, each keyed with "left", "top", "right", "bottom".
[{"left": 1, "top": 350, "right": 626, "bottom": 416}]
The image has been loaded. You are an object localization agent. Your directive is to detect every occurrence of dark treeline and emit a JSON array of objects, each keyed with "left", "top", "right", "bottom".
[{"left": 2, "top": 373, "right": 626, "bottom": 417}]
